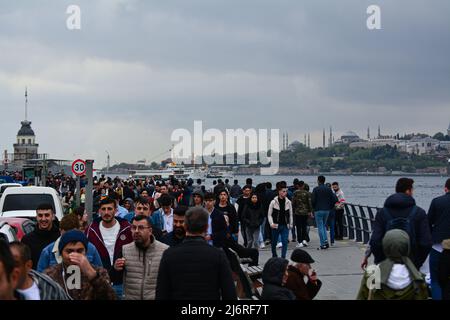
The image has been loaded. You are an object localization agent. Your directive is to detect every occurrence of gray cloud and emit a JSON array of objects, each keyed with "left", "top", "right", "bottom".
[{"left": 0, "top": 0, "right": 449, "bottom": 165}]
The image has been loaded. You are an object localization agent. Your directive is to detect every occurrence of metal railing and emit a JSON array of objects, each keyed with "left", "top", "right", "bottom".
[{"left": 343, "top": 203, "right": 380, "bottom": 244}]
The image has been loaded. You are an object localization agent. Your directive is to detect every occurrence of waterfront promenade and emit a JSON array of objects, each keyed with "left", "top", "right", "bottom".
[{"left": 257, "top": 228, "right": 368, "bottom": 300}]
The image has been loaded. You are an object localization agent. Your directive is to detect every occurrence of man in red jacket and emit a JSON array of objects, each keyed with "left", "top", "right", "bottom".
[{"left": 85, "top": 197, "right": 132, "bottom": 298}]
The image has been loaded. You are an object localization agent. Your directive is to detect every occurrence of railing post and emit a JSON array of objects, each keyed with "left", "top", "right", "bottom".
[
  {"left": 352, "top": 205, "right": 363, "bottom": 242},
  {"left": 358, "top": 206, "right": 370, "bottom": 244},
  {"left": 345, "top": 204, "right": 355, "bottom": 240}
]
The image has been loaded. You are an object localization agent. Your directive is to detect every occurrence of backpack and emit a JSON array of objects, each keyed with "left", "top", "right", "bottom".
[{"left": 382, "top": 206, "right": 418, "bottom": 246}]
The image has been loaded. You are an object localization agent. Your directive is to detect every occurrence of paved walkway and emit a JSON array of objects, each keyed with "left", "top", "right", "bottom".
[{"left": 256, "top": 228, "right": 368, "bottom": 300}]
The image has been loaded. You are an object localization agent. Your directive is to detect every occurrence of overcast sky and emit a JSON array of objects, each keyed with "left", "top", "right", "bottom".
[{"left": 1, "top": 0, "right": 449, "bottom": 168}]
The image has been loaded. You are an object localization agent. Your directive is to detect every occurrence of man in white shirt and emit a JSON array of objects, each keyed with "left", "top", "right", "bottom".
[
  {"left": 9, "top": 242, "right": 69, "bottom": 300},
  {"left": 85, "top": 197, "right": 133, "bottom": 298}
]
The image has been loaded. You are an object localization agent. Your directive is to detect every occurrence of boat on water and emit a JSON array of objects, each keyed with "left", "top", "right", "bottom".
[
  {"left": 129, "top": 162, "right": 190, "bottom": 180},
  {"left": 206, "top": 166, "right": 233, "bottom": 179}
]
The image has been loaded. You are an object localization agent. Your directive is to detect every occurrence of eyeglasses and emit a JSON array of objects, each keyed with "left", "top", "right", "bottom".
[{"left": 131, "top": 225, "right": 151, "bottom": 232}]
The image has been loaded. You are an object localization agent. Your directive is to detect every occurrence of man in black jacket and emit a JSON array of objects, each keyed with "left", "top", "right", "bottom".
[
  {"left": 155, "top": 207, "right": 237, "bottom": 300},
  {"left": 311, "top": 176, "right": 338, "bottom": 249},
  {"left": 21, "top": 203, "right": 60, "bottom": 269},
  {"left": 160, "top": 206, "right": 187, "bottom": 247},
  {"left": 428, "top": 178, "right": 450, "bottom": 300},
  {"left": 369, "top": 177, "right": 432, "bottom": 269}
]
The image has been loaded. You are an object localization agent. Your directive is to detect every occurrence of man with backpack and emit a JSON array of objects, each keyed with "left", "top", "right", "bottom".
[{"left": 369, "top": 178, "right": 432, "bottom": 269}]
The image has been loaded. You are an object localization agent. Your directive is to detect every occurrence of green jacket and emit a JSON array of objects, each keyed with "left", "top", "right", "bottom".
[
  {"left": 357, "top": 229, "right": 429, "bottom": 300},
  {"left": 292, "top": 190, "right": 312, "bottom": 216},
  {"left": 356, "top": 272, "right": 428, "bottom": 300}
]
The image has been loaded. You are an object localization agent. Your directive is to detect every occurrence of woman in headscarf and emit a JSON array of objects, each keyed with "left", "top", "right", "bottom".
[{"left": 357, "top": 229, "right": 429, "bottom": 300}]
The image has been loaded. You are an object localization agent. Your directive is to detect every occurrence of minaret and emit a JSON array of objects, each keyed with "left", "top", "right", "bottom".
[
  {"left": 323, "top": 129, "right": 325, "bottom": 148},
  {"left": 367, "top": 126, "right": 370, "bottom": 140},
  {"left": 329, "top": 126, "right": 332, "bottom": 147},
  {"left": 378, "top": 125, "right": 381, "bottom": 138},
  {"left": 282, "top": 133, "right": 285, "bottom": 151},
  {"left": 308, "top": 133, "right": 310, "bottom": 148},
  {"left": 286, "top": 132, "right": 289, "bottom": 149}
]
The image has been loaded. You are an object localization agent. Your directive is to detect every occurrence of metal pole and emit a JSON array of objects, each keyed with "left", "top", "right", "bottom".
[
  {"left": 42, "top": 154, "right": 47, "bottom": 187},
  {"left": 76, "top": 175, "right": 81, "bottom": 207},
  {"left": 85, "top": 160, "right": 94, "bottom": 223}
]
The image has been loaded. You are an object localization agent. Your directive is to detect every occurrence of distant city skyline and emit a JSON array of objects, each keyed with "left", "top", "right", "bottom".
[{"left": 1, "top": 1, "right": 449, "bottom": 166}]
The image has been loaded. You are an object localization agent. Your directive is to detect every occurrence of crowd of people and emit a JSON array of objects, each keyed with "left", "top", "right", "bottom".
[{"left": 1, "top": 173, "right": 450, "bottom": 301}]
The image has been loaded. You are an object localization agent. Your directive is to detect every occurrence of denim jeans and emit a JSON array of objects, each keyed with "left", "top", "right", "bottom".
[
  {"left": 271, "top": 224, "right": 289, "bottom": 258},
  {"left": 327, "top": 210, "right": 336, "bottom": 244},
  {"left": 430, "top": 248, "right": 442, "bottom": 300},
  {"left": 315, "top": 210, "right": 330, "bottom": 247},
  {"left": 112, "top": 284, "right": 123, "bottom": 300}
]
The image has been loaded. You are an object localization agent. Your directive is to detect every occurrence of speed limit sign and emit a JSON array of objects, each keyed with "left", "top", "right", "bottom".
[{"left": 72, "top": 159, "right": 87, "bottom": 176}]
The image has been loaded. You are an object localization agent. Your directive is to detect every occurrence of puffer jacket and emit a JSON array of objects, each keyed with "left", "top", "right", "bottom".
[
  {"left": 122, "top": 237, "right": 168, "bottom": 300},
  {"left": 267, "top": 197, "right": 294, "bottom": 228}
]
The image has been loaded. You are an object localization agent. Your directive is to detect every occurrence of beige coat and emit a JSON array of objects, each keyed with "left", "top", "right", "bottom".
[{"left": 122, "top": 236, "right": 168, "bottom": 300}]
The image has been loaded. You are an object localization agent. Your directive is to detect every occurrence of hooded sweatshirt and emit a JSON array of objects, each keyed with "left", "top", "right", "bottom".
[
  {"left": 357, "top": 229, "right": 428, "bottom": 300},
  {"left": 369, "top": 193, "right": 432, "bottom": 268},
  {"left": 261, "top": 258, "right": 296, "bottom": 300}
]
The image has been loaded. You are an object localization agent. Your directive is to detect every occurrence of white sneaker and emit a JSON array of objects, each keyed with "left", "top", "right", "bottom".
[
  {"left": 296, "top": 242, "right": 304, "bottom": 248},
  {"left": 259, "top": 243, "right": 266, "bottom": 249},
  {"left": 276, "top": 242, "right": 282, "bottom": 248},
  {"left": 302, "top": 240, "right": 308, "bottom": 247}
]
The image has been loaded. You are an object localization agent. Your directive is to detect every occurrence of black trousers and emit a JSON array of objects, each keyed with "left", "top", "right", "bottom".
[
  {"left": 225, "top": 238, "right": 259, "bottom": 266},
  {"left": 335, "top": 209, "right": 344, "bottom": 239},
  {"left": 294, "top": 215, "right": 309, "bottom": 243},
  {"left": 240, "top": 222, "right": 248, "bottom": 246}
]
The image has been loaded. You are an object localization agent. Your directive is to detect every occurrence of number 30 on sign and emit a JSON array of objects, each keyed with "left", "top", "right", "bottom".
[{"left": 72, "top": 159, "right": 86, "bottom": 176}]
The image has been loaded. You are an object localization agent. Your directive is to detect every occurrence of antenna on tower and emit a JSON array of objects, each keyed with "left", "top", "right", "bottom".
[{"left": 25, "top": 87, "right": 28, "bottom": 121}]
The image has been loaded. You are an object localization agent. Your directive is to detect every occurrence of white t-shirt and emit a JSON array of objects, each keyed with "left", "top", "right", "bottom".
[
  {"left": 387, "top": 264, "right": 412, "bottom": 290},
  {"left": 100, "top": 220, "right": 120, "bottom": 265},
  {"left": 163, "top": 210, "right": 174, "bottom": 233},
  {"left": 17, "top": 281, "right": 41, "bottom": 300}
]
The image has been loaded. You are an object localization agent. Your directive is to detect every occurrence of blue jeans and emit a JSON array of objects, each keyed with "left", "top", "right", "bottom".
[
  {"left": 430, "top": 248, "right": 442, "bottom": 300},
  {"left": 271, "top": 224, "right": 289, "bottom": 258},
  {"left": 327, "top": 210, "right": 335, "bottom": 244},
  {"left": 112, "top": 284, "right": 123, "bottom": 299},
  {"left": 315, "top": 210, "right": 330, "bottom": 247}
]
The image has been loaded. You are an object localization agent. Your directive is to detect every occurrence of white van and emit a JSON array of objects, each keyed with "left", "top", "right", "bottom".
[
  {"left": 0, "top": 183, "right": 22, "bottom": 198},
  {"left": 0, "top": 187, "right": 63, "bottom": 221}
]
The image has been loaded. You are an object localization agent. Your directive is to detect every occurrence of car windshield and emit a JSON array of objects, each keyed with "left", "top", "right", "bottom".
[{"left": 2, "top": 194, "right": 55, "bottom": 212}]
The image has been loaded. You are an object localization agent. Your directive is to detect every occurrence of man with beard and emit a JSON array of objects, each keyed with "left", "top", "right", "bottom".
[
  {"left": 160, "top": 206, "right": 187, "bottom": 247},
  {"left": 21, "top": 203, "right": 60, "bottom": 269},
  {"left": 112, "top": 215, "right": 168, "bottom": 300},
  {"left": 85, "top": 197, "right": 132, "bottom": 298},
  {"left": 10, "top": 241, "right": 69, "bottom": 300}
]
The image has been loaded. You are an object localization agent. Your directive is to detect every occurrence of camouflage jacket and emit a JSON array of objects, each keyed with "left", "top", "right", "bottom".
[{"left": 292, "top": 190, "right": 313, "bottom": 216}]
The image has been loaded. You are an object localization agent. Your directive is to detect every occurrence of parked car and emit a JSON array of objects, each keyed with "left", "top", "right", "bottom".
[
  {"left": 0, "top": 220, "right": 18, "bottom": 242},
  {"left": 0, "top": 186, "right": 64, "bottom": 221},
  {"left": 0, "top": 183, "right": 22, "bottom": 198},
  {"left": 0, "top": 217, "right": 35, "bottom": 241}
]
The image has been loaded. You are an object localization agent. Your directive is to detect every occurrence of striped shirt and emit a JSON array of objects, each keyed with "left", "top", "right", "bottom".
[{"left": 29, "top": 269, "right": 71, "bottom": 300}]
